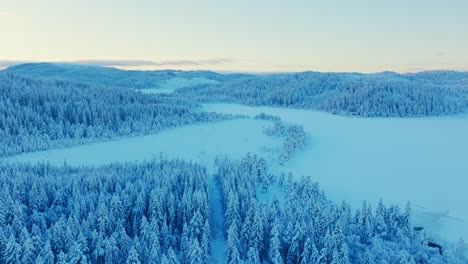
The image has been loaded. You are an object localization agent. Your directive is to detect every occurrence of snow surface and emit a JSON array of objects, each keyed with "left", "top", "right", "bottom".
[
  {"left": 4, "top": 119, "right": 281, "bottom": 168},
  {"left": 138, "top": 88, "right": 176, "bottom": 94},
  {"left": 209, "top": 177, "right": 227, "bottom": 264},
  {"left": 203, "top": 103, "right": 468, "bottom": 243},
  {"left": 138, "top": 77, "right": 220, "bottom": 94}
]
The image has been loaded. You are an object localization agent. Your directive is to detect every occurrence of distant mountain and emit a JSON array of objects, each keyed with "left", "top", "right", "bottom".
[
  {"left": 179, "top": 70, "right": 468, "bottom": 117},
  {"left": 3, "top": 63, "right": 248, "bottom": 90},
  {"left": 404, "top": 70, "right": 468, "bottom": 86}
]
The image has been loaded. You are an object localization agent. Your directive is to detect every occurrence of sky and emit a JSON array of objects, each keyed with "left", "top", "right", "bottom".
[{"left": 1, "top": 0, "right": 467, "bottom": 73}]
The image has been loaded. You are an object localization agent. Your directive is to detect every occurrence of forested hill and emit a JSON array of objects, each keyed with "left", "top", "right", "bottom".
[
  {"left": 3, "top": 63, "right": 248, "bottom": 90},
  {"left": 0, "top": 74, "right": 227, "bottom": 157},
  {"left": 179, "top": 71, "right": 468, "bottom": 117}
]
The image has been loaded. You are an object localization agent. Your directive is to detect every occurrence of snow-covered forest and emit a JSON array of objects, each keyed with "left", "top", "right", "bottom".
[
  {"left": 0, "top": 74, "right": 228, "bottom": 158},
  {"left": 0, "top": 160, "right": 211, "bottom": 264},
  {"left": 1, "top": 156, "right": 465, "bottom": 264},
  {"left": 4, "top": 63, "right": 247, "bottom": 90},
  {"left": 178, "top": 71, "right": 468, "bottom": 117},
  {"left": 1, "top": 64, "right": 468, "bottom": 263},
  {"left": 215, "top": 155, "right": 467, "bottom": 264}
]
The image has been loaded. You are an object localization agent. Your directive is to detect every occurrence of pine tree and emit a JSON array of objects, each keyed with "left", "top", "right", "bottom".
[
  {"left": 166, "top": 247, "right": 180, "bottom": 264},
  {"left": 181, "top": 222, "right": 190, "bottom": 262},
  {"left": 269, "top": 219, "right": 283, "bottom": 264},
  {"left": 225, "top": 191, "right": 240, "bottom": 230},
  {"left": 104, "top": 236, "right": 118, "bottom": 264},
  {"left": 41, "top": 240, "right": 54, "bottom": 264},
  {"left": 188, "top": 238, "right": 203, "bottom": 264},
  {"left": 300, "top": 237, "right": 315, "bottom": 264},
  {"left": 201, "top": 220, "right": 211, "bottom": 263},
  {"left": 189, "top": 209, "right": 204, "bottom": 239},
  {"left": 247, "top": 247, "right": 261, "bottom": 264},
  {"left": 227, "top": 223, "right": 242, "bottom": 264},
  {"left": 250, "top": 203, "right": 264, "bottom": 252},
  {"left": 56, "top": 251, "right": 68, "bottom": 264},
  {"left": 21, "top": 236, "right": 35, "bottom": 264},
  {"left": 126, "top": 246, "right": 140, "bottom": 264},
  {"left": 147, "top": 220, "right": 161, "bottom": 263},
  {"left": 3, "top": 234, "right": 20, "bottom": 264},
  {"left": 374, "top": 200, "right": 388, "bottom": 238}
]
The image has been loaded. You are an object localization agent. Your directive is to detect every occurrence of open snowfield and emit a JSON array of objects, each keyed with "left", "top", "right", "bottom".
[
  {"left": 4, "top": 119, "right": 280, "bottom": 168},
  {"left": 138, "top": 77, "right": 220, "bottom": 94},
  {"left": 204, "top": 103, "right": 468, "bottom": 243},
  {"left": 138, "top": 88, "right": 176, "bottom": 94}
]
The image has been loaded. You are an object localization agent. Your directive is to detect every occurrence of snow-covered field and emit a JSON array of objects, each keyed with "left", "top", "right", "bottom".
[
  {"left": 138, "top": 77, "right": 220, "bottom": 94},
  {"left": 204, "top": 103, "right": 468, "bottom": 243},
  {"left": 4, "top": 119, "right": 280, "bottom": 168},
  {"left": 138, "top": 88, "right": 176, "bottom": 94}
]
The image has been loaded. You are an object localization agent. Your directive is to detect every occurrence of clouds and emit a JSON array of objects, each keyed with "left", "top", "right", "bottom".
[
  {"left": 159, "top": 58, "right": 234, "bottom": 66},
  {"left": 0, "top": 60, "right": 30, "bottom": 69},
  {"left": 69, "top": 60, "right": 160, "bottom": 67},
  {"left": 0, "top": 58, "right": 235, "bottom": 69}
]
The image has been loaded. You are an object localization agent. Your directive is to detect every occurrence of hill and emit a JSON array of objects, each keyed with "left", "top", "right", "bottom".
[
  {"left": 179, "top": 71, "right": 468, "bottom": 117},
  {"left": 3, "top": 63, "right": 247, "bottom": 90}
]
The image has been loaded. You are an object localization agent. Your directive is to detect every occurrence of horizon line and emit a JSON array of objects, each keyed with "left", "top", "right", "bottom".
[{"left": 1, "top": 60, "right": 467, "bottom": 75}]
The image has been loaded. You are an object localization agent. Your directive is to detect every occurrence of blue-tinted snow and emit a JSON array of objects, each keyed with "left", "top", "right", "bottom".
[
  {"left": 203, "top": 103, "right": 468, "bottom": 243},
  {"left": 4, "top": 119, "right": 281, "bottom": 169}
]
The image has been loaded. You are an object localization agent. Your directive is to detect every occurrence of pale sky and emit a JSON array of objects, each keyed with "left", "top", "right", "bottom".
[{"left": 1, "top": 0, "right": 467, "bottom": 73}]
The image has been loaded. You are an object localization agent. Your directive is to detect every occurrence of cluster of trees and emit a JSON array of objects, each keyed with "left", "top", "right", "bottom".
[
  {"left": 181, "top": 71, "right": 468, "bottom": 117},
  {"left": 0, "top": 159, "right": 211, "bottom": 263},
  {"left": 0, "top": 74, "right": 228, "bottom": 157},
  {"left": 215, "top": 154, "right": 467, "bottom": 264},
  {"left": 255, "top": 114, "right": 306, "bottom": 164}
]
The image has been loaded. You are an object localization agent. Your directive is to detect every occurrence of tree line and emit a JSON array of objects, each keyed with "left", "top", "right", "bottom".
[{"left": 178, "top": 71, "right": 468, "bottom": 117}]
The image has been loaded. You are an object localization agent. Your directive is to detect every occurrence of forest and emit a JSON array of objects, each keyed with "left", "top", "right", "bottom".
[
  {"left": 0, "top": 74, "right": 228, "bottom": 158},
  {"left": 178, "top": 71, "right": 468, "bottom": 117},
  {"left": 1, "top": 65, "right": 467, "bottom": 263},
  {"left": 3, "top": 63, "right": 241, "bottom": 90},
  {"left": 0, "top": 159, "right": 211, "bottom": 264},
  {"left": 0, "top": 156, "right": 465, "bottom": 263}
]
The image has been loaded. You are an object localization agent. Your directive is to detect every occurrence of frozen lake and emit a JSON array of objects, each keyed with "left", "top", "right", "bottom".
[{"left": 204, "top": 103, "right": 468, "bottom": 243}]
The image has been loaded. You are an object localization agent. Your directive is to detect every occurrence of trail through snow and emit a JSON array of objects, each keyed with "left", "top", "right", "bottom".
[{"left": 209, "top": 176, "right": 226, "bottom": 264}]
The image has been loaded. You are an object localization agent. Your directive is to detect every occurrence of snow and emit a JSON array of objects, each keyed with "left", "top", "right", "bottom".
[
  {"left": 209, "top": 177, "right": 226, "bottom": 264},
  {"left": 138, "top": 77, "right": 220, "bottom": 94},
  {"left": 4, "top": 118, "right": 282, "bottom": 263},
  {"left": 4, "top": 119, "right": 281, "bottom": 168},
  {"left": 203, "top": 103, "right": 468, "bottom": 243},
  {"left": 158, "top": 77, "right": 219, "bottom": 89},
  {"left": 138, "top": 88, "right": 176, "bottom": 94}
]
